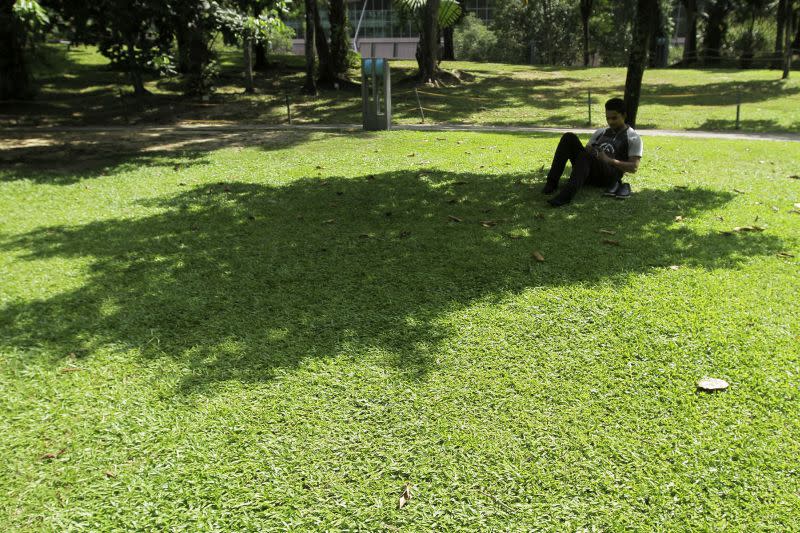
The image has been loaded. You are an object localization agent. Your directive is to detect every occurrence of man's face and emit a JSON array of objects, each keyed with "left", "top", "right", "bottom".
[{"left": 606, "top": 110, "right": 626, "bottom": 130}]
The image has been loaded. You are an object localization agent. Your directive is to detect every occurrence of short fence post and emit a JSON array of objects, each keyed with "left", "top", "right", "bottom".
[
  {"left": 735, "top": 90, "right": 741, "bottom": 130},
  {"left": 414, "top": 87, "right": 425, "bottom": 124}
]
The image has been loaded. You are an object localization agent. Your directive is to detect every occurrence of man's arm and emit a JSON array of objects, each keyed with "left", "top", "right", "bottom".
[{"left": 598, "top": 153, "right": 641, "bottom": 174}]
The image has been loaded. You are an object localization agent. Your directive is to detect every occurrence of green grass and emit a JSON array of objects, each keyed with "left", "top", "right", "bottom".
[
  {"left": 1, "top": 129, "right": 800, "bottom": 530},
  {"left": 4, "top": 44, "right": 800, "bottom": 133}
]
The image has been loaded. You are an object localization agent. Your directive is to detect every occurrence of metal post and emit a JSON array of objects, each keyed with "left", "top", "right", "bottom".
[
  {"left": 285, "top": 93, "right": 292, "bottom": 124},
  {"left": 735, "top": 91, "right": 741, "bottom": 130},
  {"left": 415, "top": 87, "right": 425, "bottom": 124}
]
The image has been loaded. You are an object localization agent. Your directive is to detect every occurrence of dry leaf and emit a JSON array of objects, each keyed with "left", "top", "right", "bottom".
[
  {"left": 674, "top": 215, "right": 684, "bottom": 222},
  {"left": 602, "top": 239, "right": 620, "bottom": 246},
  {"left": 599, "top": 229, "right": 616, "bottom": 235},
  {"left": 777, "top": 252, "right": 795, "bottom": 258},
  {"left": 406, "top": 153, "right": 416, "bottom": 157},
  {"left": 41, "top": 449, "right": 66, "bottom": 460},
  {"left": 322, "top": 219, "right": 335, "bottom": 224},
  {"left": 448, "top": 215, "right": 462, "bottom": 223},
  {"left": 733, "top": 188, "right": 745, "bottom": 194},
  {"left": 59, "top": 367, "right": 82, "bottom": 373},
  {"left": 480, "top": 220, "right": 497, "bottom": 228},
  {"left": 436, "top": 137, "right": 446, "bottom": 141},
  {"left": 772, "top": 206, "right": 779, "bottom": 211},
  {"left": 531, "top": 250, "right": 545, "bottom": 262},
  {"left": 104, "top": 471, "right": 116, "bottom": 478},
  {"left": 456, "top": 140, "right": 464, "bottom": 145},
  {"left": 669, "top": 265, "right": 680, "bottom": 270},
  {"left": 398, "top": 483, "right": 413, "bottom": 509}
]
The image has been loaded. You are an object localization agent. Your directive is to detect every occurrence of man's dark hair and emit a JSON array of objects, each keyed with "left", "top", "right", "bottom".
[{"left": 605, "top": 98, "right": 626, "bottom": 115}]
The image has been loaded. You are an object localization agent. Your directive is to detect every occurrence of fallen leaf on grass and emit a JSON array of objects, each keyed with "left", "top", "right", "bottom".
[
  {"left": 448, "top": 215, "right": 462, "bottom": 223},
  {"left": 480, "top": 220, "right": 497, "bottom": 228},
  {"left": 41, "top": 449, "right": 66, "bottom": 460},
  {"left": 732, "top": 225, "right": 766, "bottom": 232},
  {"left": 59, "top": 367, "right": 82, "bottom": 373},
  {"left": 104, "top": 471, "right": 116, "bottom": 478},
  {"left": 669, "top": 265, "right": 681, "bottom": 270},
  {"left": 436, "top": 137, "right": 446, "bottom": 141},
  {"left": 733, "top": 188, "right": 745, "bottom": 194},
  {"left": 531, "top": 250, "right": 545, "bottom": 262},
  {"left": 398, "top": 483, "right": 413, "bottom": 509},
  {"left": 674, "top": 215, "right": 684, "bottom": 222},
  {"left": 406, "top": 153, "right": 416, "bottom": 157},
  {"left": 772, "top": 206, "right": 779, "bottom": 211},
  {"left": 599, "top": 229, "right": 616, "bottom": 235},
  {"left": 777, "top": 251, "right": 795, "bottom": 258},
  {"left": 322, "top": 219, "right": 335, "bottom": 224},
  {"left": 602, "top": 239, "right": 620, "bottom": 246}
]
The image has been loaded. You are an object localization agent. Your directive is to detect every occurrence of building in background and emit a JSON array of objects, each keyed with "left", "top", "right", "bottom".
[{"left": 288, "top": 0, "right": 494, "bottom": 59}]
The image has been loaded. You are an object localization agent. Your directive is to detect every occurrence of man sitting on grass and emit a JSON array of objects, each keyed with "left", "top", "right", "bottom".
[{"left": 541, "top": 98, "right": 643, "bottom": 207}]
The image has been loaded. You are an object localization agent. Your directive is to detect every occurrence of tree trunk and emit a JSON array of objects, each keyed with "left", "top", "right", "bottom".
[
  {"left": 442, "top": 26, "right": 455, "bottom": 61},
  {"left": 328, "top": 0, "right": 350, "bottom": 75},
  {"left": 784, "top": 0, "right": 794, "bottom": 79},
  {"left": 417, "top": 0, "right": 440, "bottom": 83},
  {"left": 703, "top": 0, "right": 731, "bottom": 65},
  {"left": 176, "top": 27, "right": 191, "bottom": 74},
  {"left": 253, "top": 5, "right": 269, "bottom": 71},
  {"left": 243, "top": 36, "right": 255, "bottom": 93},
  {"left": 681, "top": 0, "right": 698, "bottom": 64},
  {"left": 126, "top": 39, "right": 147, "bottom": 96},
  {"left": 0, "top": 0, "right": 33, "bottom": 100},
  {"left": 625, "top": 0, "right": 658, "bottom": 128},
  {"left": 184, "top": 25, "right": 212, "bottom": 96},
  {"left": 312, "top": 0, "right": 336, "bottom": 85},
  {"left": 774, "top": 0, "right": 786, "bottom": 69},
  {"left": 580, "top": 0, "right": 593, "bottom": 67},
  {"left": 303, "top": 0, "right": 317, "bottom": 94}
]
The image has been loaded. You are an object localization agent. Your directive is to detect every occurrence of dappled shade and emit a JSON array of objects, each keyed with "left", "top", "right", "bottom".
[{"left": 0, "top": 169, "right": 787, "bottom": 392}]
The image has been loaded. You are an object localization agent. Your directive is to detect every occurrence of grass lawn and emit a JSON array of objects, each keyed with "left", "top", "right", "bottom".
[
  {"left": 1, "top": 129, "right": 800, "bottom": 530},
  {"left": 4, "top": 44, "right": 800, "bottom": 133}
]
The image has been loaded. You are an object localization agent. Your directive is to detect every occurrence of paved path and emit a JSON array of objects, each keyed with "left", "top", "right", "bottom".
[{"left": 3, "top": 122, "right": 799, "bottom": 142}]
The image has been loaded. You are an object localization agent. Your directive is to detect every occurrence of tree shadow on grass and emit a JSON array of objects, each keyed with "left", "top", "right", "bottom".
[
  {"left": 0, "top": 170, "right": 788, "bottom": 393},
  {"left": 0, "top": 129, "right": 356, "bottom": 184}
]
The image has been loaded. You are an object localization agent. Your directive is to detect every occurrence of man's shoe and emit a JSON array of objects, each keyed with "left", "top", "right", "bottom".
[
  {"left": 548, "top": 186, "right": 574, "bottom": 207},
  {"left": 615, "top": 182, "right": 632, "bottom": 199},
  {"left": 541, "top": 182, "right": 558, "bottom": 195},
  {"left": 603, "top": 180, "right": 621, "bottom": 197}
]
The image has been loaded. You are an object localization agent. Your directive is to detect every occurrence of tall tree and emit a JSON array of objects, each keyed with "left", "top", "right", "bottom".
[
  {"left": 312, "top": 0, "right": 336, "bottom": 85},
  {"left": 1, "top": 0, "right": 39, "bottom": 99},
  {"left": 624, "top": 0, "right": 658, "bottom": 128},
  {"left": 302, "top": 0, "right": 316, "bottom": 94},
  {"left": 783, "top": 0, "right": 794, "bottom": 78},
  {"left": 328, "top": 0, "right": 350, "bottom": 75},
  {"left": 773, "top": 0, "right": 787, "bottom": 68},
  {"left": 680, "top": 0, "right": 698, "bottom": 64},
  {"left": 579, "top": 0, "right": 594, "bottom": 67},
  {"left": 702, "top": 0, "right": 733, "bottom": 65},
  {"left": 395, "top": 0, "right": 461, "bottom": 83}
]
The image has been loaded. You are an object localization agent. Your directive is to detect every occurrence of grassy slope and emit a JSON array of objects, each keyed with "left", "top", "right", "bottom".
[
  {"left": 3, "top": 45, "right": 799, "bottom": 132},
  {"left": 1, "top": 130, "right": 799, "bottom": 529}
]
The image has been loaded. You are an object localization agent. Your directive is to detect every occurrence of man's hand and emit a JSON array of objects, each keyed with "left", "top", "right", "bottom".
[{"left": 596, "top": 151, "right": 613, "bottom": 164}]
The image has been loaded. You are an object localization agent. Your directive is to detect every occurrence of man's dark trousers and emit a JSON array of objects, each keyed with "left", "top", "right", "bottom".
[{"left": 545, "top": 132, "right": 621, "bottom": 201}]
